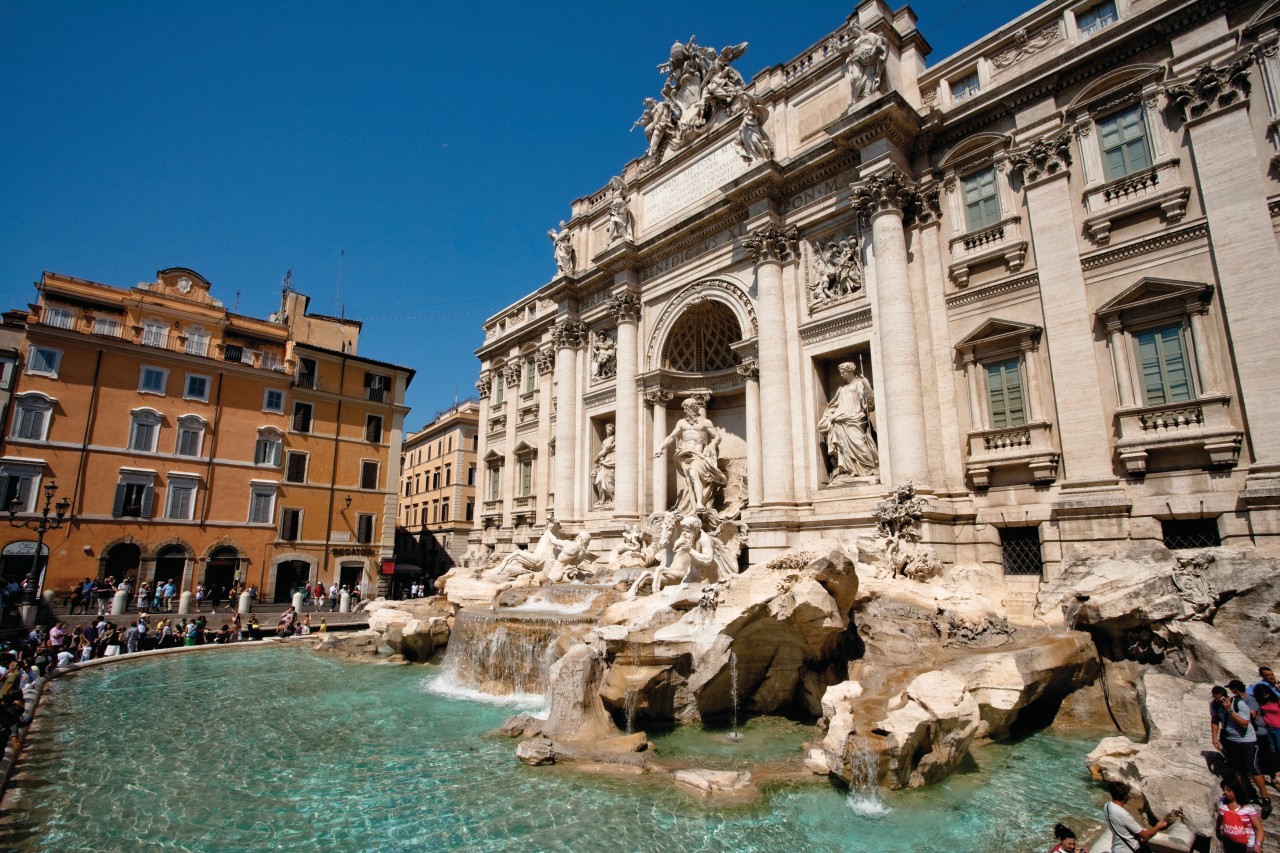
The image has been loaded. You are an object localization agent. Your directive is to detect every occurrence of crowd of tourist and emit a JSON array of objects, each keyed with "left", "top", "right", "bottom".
[
  {"left": 60, "top": 576, "right": 362, "bottom": 616},
  {"left": 1049, "top": 665, "right": 1277, "bottom": 852}
]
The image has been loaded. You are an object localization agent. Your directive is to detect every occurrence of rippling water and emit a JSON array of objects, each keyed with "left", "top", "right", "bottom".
[{"left": 2, "top": 647, "right": 1105, "bottom": 852}]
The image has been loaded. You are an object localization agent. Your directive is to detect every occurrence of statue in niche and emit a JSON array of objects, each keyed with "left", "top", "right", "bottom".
[
  {"left": 654, "top": 396, "right": 727, "bottom": 513},
  {"left": 548, "top": 221, "right": 575, "bottom": 275},
  {"left": 818, "top": 361, "right": 880, "bottom": 483},
  {"left": 734, "top": 94, "right": 773, "bottom": 163},
  {"left": 592, "top": 422, "right": 616, "bottom": 509},
  {"left": 606, "top": 177, "right": 635, "bottom": 243},
  {"left": 844, "top": 26, "right": 888, "bottom": 103},
  {"left": 809, "top": 236, "right": 863, "bottom": 305},
  {"left": 590, "top": 330, "right": 616, "bottom": 379}
]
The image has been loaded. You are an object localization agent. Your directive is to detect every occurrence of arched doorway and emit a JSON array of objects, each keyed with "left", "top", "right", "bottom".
[
  {"left": 274, "top": 560, "right": 310, "bottom": 603},
  {"left": 338, "top": 561, "right": 364, "bottom": 595},
  {"left": 154, "top": 545, "right": 188, "bottom": 588},
  {"left": 205, "top": 547, "right": 239, "bottom": 597},
  {"left": 104, "top": 542, "right": 141, "bottom": 584}
]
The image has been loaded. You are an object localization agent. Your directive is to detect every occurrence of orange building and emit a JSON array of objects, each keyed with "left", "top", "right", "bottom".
[{"left": 0, "top": 268, "right": 414, "bottom": 602}]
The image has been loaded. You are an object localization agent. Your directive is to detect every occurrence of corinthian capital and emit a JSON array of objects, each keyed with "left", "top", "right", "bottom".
[
  {"left": 742, "top": 225, "right": 798, "bottom": 264},
  {"left": 550, "top": 319, "right": 587, "bottom": 349},
  {"left": 607, "top": 292, "right": 641, "bottom": 324},
  {"left": 535, "top": 347, "right": 555, "bottom": 374},
  {"left": 735, "top": 357, "right": 760, "bottom": 379},
  {"left": 1165, "top": 56, "right": 1254, "bottom": 123},
  {"left": 851, "top": 168, "right": 920, "bottom": 221},
  {"left": 475, "top": 372, "right": 492, "bottom": 397},
  {"left": 1008, "top": 130, "right": 1073, "bottom": 183},
  {"left": 642, "top": 388, "right": 673, "bottom": 406}
]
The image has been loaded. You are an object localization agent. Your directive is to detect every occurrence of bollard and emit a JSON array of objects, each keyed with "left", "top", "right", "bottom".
[
  {"left": 42, "top": 590, "right": 56, "bottom": 610},
  {"left": 178, "top": 591, "right": 192, "bottom": 615},
  {"left": 292, "top": 591, "right": 304, "bottom": 613},
  {"left": 238, "top": 590, "right": 253, "bottom": 615},
  {"left": 339, "top": 590, "right": 350, "bottom": 613},
  {"left": 112, "top": 589, "right": 128, "bottom": 616}
]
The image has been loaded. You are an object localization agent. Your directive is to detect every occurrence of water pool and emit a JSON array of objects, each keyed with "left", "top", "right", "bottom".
[{"left": 2, "top": 647, "right": 1105, "bottom": 852}]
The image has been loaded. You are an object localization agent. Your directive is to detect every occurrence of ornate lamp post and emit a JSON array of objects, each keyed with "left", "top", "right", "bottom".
[{"left": 8, "top": 480, "right": 71, "bottom": 614}]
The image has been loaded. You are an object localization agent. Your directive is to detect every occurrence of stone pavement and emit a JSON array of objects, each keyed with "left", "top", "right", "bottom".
[{"left": 42, "top": 601, "right": 370, "bottom": 631}]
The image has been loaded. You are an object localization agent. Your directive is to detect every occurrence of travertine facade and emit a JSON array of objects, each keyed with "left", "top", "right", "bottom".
[
  {"left": 472, "top": 0, "right": 1280, "bottom": 594},
  {"left": 397, "top": 400, "right": 479, "bottom": 580}
]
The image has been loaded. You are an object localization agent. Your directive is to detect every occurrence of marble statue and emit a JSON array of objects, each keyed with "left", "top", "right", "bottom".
[
  {"left": 495, "top": 519, "right": 565, "bottom": 578},
  {"left": 655, "top": 397, "right": 727, "bottom": 513},
  {"left": 635, "top": 97, "right": 674, "bottom": 163},
  {"left": 735, "top": 94, "right": 773, "bottom": 163},
  {"left": 605, "top": 523, "right": 651, "bottom": 568},
  {"left": 590, "top": 330, "right": 616, "bottom": 379},
  {"left": 809, "top": 236, "right": 863, "bottom": 305},
  {"left": 606, "top": 177, "right": 634, "bottom": 242},
  {"left": 818, "top": 361, "right": 879, "bottom": 482},
  {"left": 592, "top": 422, "right": 616, "bottom": 508},
  {"left": 548, "top": 531, "right": 595, "bottom": 583},
  {"left": 548, "top": 221, "right": 574, "bottom": 274},
  {"left": 844, "top": 26, "right": 888, "bottom": 103}
]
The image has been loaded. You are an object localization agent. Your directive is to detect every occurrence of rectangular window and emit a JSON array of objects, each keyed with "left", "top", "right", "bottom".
[
  {"left": 356, "top": 513, "right": 375, "bottom": 543},
  {"left": 263, "top": 389, "right": 285, "bottom": 413},
  {"left": 432, "top": 470, "right": 440, "bottom": 490},
  {"left": 1099, "top": 105, "right": 1151, "bottom": 182},
  {"left": 139, "top": 366, "right": 168, "bottom": 395},
  {"left": 487, "top": 466, "right": 500, "bottom": 501},
  {"left": 249, "top": 488, "right": 275, "bottom": 524},
  {"left": 185, "top": 331, "right": 210, "bottom": 357},
  {"left": 465, "top": 499, "right": 474, "bottom": 521},
  {"left": 165, "top": 480, "right": 196, "bottom": 520},
  {"left": 254, "top": 437, "right": 281, "bottom": 466},
  {"left": 1160, "top": 518, "right": 1221, "bottom": 549},
  {"left": 27, "top": 347, "right": 62, "bottom": 378},
  {"left": 441, "top": 499, "right": 450, "bottom": 522},
  {"left": 444, "top": 463, "right": 452, "bottom": 486},
  {"left": 951, "top": 70, "right": 980, "bottom": 102},
  {"left": 1, "top": 473, "right": 35, "bottom": 513},
  {"left": 285, "top": 452, "right": 308, "bottom": 484},
  {"left": 176, "top": 427, "right": 203, "bottom": 457},
  {"left": 493, "top": 379, "right": 504, "bottom": 405},
  {"left": 962, "top": 167, "right": 1000, "bottom": 231},
  {"left": 365, "top": 372, "right": 389, "bottom": 402},
  {"left": 184, "top": 374, "right": 210, "bottom": 402},
  {"left": 404, "top": 478, "right": 412, "bottom": 497},
  {"left": 1135, "top": 324, "right": 1192, "bottom": 406},
  {"left": 467, "top": 464, "right": 476, "bottom": 486},
  {"left": 1000, "top": 527, "right": 1043, "bottom": 576},
  {"left": 129, "top": 421, "right": 157, "bottom": 452},
  {"left": 365, "top": 415, "right": 383, "bottom": 443},
  {"left": 92, "top": 316, "right": 122, "bottom": 337},
  {"left": 296, "top": 357, "right": 317, "bottom": 389},
  {"left": 360, "top": 460, "right": 379, "bottom": 490},
  {"left": 519, "top": 459, "right": 533, "bottom": 496},
  {"left": 141, "top": 323, "right": 168, "bottom": 348},
  {"left": 523, "top": 358, "right": 536, "bottom": 394},
  {"left": 113, "top": 481, "right": 154, "bottom": 518},
  {"left": 13, "top": 406, "right": 47, "bottom": 441},
  {"left": 292, "top": 402, "right": 313, "bottom": 433},
  {"left": 415, "top": 473, "right": 422, "bottom": 493},
  {"left": 223, "top": 344, "right": 244, "bottom": 363},
  {"left": 1078, "top": 0, "right": 1118, "bottom": 35},
  {"left": 279, "top": 508, "right": 302, "bottom": 540},
  {"left": 44, "top": 306, "right": 74, "bottom": 329},
  {"left": 985, "top": 359, "right": 1026, "bottom": 429}
]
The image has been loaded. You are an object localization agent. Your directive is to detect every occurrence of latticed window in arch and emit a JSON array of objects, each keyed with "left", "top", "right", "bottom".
[{"left": 662, "top": 300, "right": 742, "bottom": 373}]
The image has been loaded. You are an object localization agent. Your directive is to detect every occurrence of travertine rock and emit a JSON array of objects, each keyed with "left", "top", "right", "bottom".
[
  {"left": 516, "top": 737, "right": 556, "bottom": 765},
  {"left": 363, "top": 597, "right": 453, "bottom": 661},
  {"left": 672, "top": 769, "right": 752, "bottom": 796},
  {"left": 540, "top": 642, "right": 620, "bottom": 742}
]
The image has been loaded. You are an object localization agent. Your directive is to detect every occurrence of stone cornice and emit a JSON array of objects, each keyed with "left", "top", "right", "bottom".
[
  {"left": 944, "top": 272, "right": 1039, "bottom": 310},
  {"left": 798, "top": 304, "right": 873, "bottom": 344},
  {"left": 1079, "top": 220, "right": 1209, "bottom": 271}
]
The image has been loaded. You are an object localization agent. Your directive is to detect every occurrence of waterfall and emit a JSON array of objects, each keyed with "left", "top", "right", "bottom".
[
  {"left": 431, "top": 610, "right": 593, "bottom": 705},
  {"left": 727, "top": 650, "right": 743, "bottom": 741},
  {"left": 624, "top": 688, "right": 638, "bottom": 734},
  {"left": 844, "top": 739, "right": 889, "bottom": 816}
]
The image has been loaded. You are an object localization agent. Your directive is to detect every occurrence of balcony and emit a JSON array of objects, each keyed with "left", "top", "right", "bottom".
[
  {"left": 482, "top": 500, "right": 504, "bottom": 519},
  {"left": 1114, "top": 394, "right": 1242, "bottom": 475},
  {"left": 965, "top": 421, "right": 1059, "bottom": 489},
  {"left": 948, "top": 216, "right": 1027, "bottom": 287},
  {"left": 513, "top": 495, "right": 536, "bottom": 511},
  {"left": 1082, "top": 159, "right": 1190, "bottom": 245}
]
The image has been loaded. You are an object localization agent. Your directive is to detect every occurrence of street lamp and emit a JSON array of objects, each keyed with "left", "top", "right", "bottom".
[{"left": 8, "top": 480, "right": 71, "bottom": 609}]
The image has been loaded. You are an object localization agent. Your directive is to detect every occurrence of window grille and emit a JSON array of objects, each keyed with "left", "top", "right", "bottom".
[
  {"left": 1000, "top": 527, "right": 1043, "bottom": 575},
  {"left": 662, "top": 301, "right": 742, "bottom": 373},
  {"left": 1161, "top": 519, "right": 1221, "bottom": 550}
]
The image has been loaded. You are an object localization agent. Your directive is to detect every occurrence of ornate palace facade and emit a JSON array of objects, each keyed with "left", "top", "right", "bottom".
[{"left": 472, "top": 0, "right": 1280, "bottom": 590}]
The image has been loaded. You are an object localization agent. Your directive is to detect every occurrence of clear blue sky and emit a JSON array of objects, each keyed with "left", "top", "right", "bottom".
[{"left": 1, "top": 0, "right": 1038, "bottom": 429}]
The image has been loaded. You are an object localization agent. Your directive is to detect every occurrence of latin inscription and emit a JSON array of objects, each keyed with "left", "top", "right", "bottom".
[
  {"left": 786, "top": 168, "right": 856, "bottom": 213},
  {"left": 643, "top": 143, "right": 746, "bottom": 224},
  {"left": 641, "top": 221, "right": 748, "bottom": 282}
]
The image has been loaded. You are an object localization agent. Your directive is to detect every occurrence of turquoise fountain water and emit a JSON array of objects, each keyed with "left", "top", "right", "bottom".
[{"left": 2, "top": 647, "right": 1105, "bottom": 852}]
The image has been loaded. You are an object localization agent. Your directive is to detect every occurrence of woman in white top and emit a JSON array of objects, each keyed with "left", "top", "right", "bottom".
[{"left": 1104, "top": 780, "right": 1167, "bottom": 853}]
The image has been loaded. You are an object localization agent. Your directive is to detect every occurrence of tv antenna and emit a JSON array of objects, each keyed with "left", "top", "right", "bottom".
[{"left": 335, "top": 250, "right": 345, "bottom": 319}]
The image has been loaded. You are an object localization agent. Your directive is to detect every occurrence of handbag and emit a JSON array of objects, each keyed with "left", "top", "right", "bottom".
[{"left": 1106, "top": 802, "right": 1154, "bottom": 853}]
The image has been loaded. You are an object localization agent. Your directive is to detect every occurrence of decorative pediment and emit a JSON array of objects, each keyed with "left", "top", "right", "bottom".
[
  {"left": 1096, "top": 278, "right": 1212, "bottom": 321},
  {"left": 1247, "top": 0, "right": 1280, "bottom": 32},
  {"left": 955, "top": 318, "right": 1042, "bottom": 353},
  {"left": 938, "top": 132, "right": 1011, "bottom": 170},
  {"left": 1066, "top": 64, "right": 1163, "bottom": 115},
  {"left": 512, "top": 440, "right": 538, "bottom": 458},
  {"left": 482, "top": 449, "right": 505, "bottom": 465},
  {"left": 147, "top": 268, "right": 224, "bottom": 307}
]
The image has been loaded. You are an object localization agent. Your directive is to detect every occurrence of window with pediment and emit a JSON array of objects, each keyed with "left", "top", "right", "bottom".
[{"left": 662, "top": 301, "right": 741, "bottom": 373}]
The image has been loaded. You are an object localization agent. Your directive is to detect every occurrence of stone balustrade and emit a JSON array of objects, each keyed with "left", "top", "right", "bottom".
[
  {"left": 1082, "top": 159, "right": 1190, "bottom": 244},
  {"left": 948, "top": 215, "right": 1027, "bottom": 286},
  {"left": 965, "top": 420, "right": 1059, "bottom": 488},
  {"left": 1114, "top": 394, "right": 1242, "bottom": 475}
]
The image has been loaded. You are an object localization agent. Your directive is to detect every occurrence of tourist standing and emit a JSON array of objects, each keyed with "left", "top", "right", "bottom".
[
  {"left": 1051, "top": 822, "right": 1077, "bottom": 852},
  {"left": 1250, "top": 667, "right": 1277, "bottom": 701},
  {"left": 1253, "top": 683, "right": 1280, "bottom": 787},
  {"left": 194, "top": 583, "right": 205, "bottom": 612},
  {"left": 94, "top": 578, "right": 113, "bottom": 616},
  {"left": 328, "top": 582, "right": 338, "bottom": 612},
  {"left": 1212, "top": 682, "right": 1272, "bottom": 816},
  {"left": 1104, "top": 780, "right": 1167, "bottom": 852},
  {"left": 1217, "top": 781, "right": 1264, "bottom": 853}
]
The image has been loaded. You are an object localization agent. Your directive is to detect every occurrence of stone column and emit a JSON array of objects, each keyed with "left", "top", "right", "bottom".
[
  {"left": 963, "top": 352, "right": 984, "bottom": 428},
  {"left": 851, "top": 170, "right": 930, "bottom": 485},
  {"left": 742, "top": 225, "right": 798, "bottom": 506},
  {"left": 1104, "top": 319, "right": 1136, "bottom": 408},
  {"left": 1187, "top": 303, "right": 1222, "bottom": 395},
  {"left": 1011, "top": 131, "right": 1116, "bottom": 484},
  {"left": 645, "top": 389, "right": 672, "bottom": 512},
  {"left": 737, "top": 358, "right": 763, "bottom": 508},
  {"left": 1020, "top": 338, "right": 1045, "bottom": 421},
  {"left": 551, "top": 319, "right": 586, "bottom": 521},
  {"left": 1167, "top": 58, "right": 1280, "bottom": 473},
  {"left": 609, "top": 293, "right": 641, "bottom": 520}
]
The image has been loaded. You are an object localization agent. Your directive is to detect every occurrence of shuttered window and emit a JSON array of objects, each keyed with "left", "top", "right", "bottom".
[
  {"left": 113, "top": 482, "right": 154, "bottom": 518},
  {"left": 356, "top": 514, "right": 375, "bottom": 543},
  {"left": 1099, "top": 105, "right": 1151, "bottom": 181},
  {"left": 360, "top": 460, "right": 379, "bottom": 490},
  {"left": 963, "top": 167, "right": 1000, "bottom": 231},
  {"left": 285, "top": 452, "right": 308, "bottom": 484},
  {"left": 1135, "top": 324, "right": 1192, "bottom": 406},
  {"left": 985, "top": 359, "right": 1026, "bottom": 428},
  {"left": 279, "top": 508, "right": 301, "bottom": 540}
]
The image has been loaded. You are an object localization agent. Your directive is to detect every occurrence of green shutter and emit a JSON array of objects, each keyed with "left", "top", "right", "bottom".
[
  {"left": 986, "top": 359, "right": 1026, "bottom": 429},
  {"left": 1100, "top": 105, "right": 1151, "bottom": 181},
  {"left": 1135, "top": 325, "right": 1192, "bottom": 405}
]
